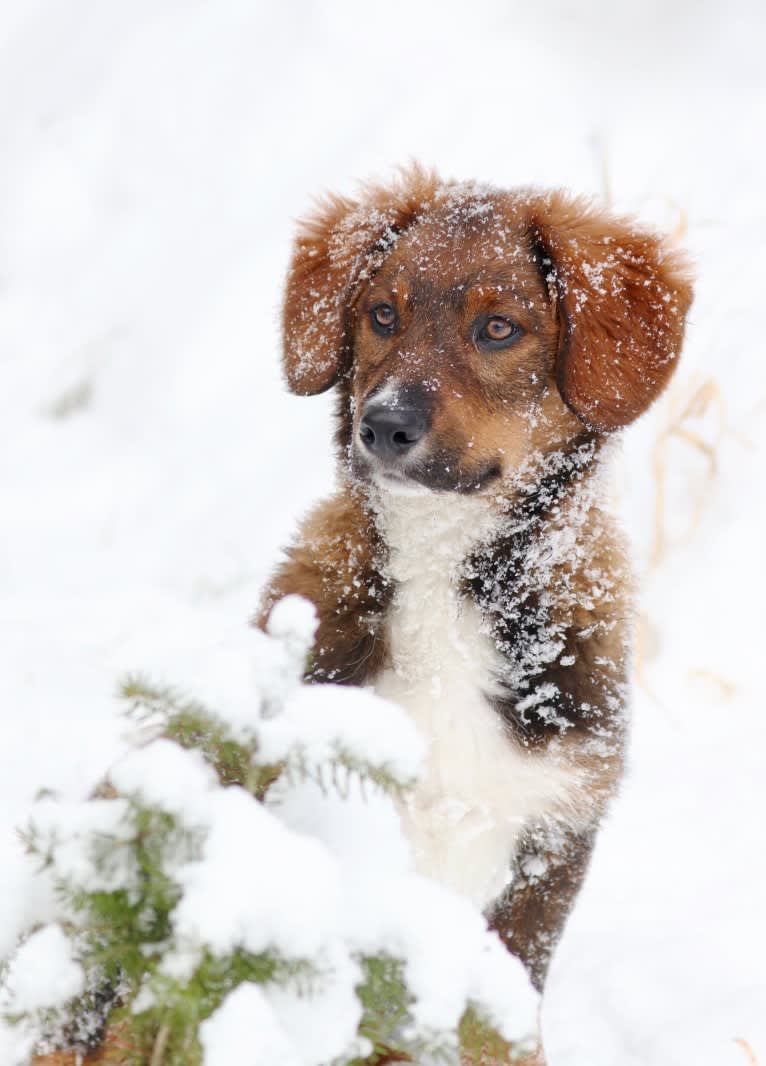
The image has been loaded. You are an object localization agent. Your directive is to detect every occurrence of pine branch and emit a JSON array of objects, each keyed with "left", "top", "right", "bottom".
[
  {"left": 3, "top": 645, "right": 532, "bottom": 1065},
  {"left": 118, "top": 675, "right": 279, "bottom": 797}
]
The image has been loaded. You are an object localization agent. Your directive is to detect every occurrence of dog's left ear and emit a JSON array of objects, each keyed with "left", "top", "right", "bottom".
[{"left": 531, "top": 193, "right": 694, "bottom": 431}]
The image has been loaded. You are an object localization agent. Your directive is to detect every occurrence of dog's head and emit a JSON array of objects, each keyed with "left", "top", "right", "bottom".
[{"left": 281, "top": 166, "right": 693, "bottom": 494}]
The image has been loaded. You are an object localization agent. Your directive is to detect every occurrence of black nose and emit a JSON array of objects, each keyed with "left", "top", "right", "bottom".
[{"left": 359, "top": 403, "right": 427, "bottom": 460}]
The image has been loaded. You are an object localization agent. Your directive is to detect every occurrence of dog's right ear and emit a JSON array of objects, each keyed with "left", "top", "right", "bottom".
[{"left": 281, "top": 166, "right": 442, "bottom": 395}]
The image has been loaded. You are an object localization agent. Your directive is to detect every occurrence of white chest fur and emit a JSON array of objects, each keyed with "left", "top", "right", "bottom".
[{"left": 371, "top": 489, "right": 583, "bottom": 910}]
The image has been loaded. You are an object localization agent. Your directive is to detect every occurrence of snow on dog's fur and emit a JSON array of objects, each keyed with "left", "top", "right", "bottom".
[{"left": 259, "top": 165, "right": 692, "bottom": 1059}]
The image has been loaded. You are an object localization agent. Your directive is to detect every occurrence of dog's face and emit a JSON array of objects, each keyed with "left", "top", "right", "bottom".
[
  {"left": 281, "top": 168, "right": 693, "bottom": 494},
  {"left": 347, "top": 202, "right": 565, "bottom": 493}
]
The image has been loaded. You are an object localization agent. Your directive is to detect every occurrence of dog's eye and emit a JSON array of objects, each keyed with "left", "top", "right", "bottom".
[
  {"left": 371, "top": 303, "right": 397, "bottom": 335},
  {"left": 475, "top": 315, "right": 522, "bottom": 350}
]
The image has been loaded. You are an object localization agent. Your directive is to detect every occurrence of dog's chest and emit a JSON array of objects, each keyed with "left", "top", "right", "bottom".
[{"left": 371, "top": 492, "right": 579, "bottom": 909}]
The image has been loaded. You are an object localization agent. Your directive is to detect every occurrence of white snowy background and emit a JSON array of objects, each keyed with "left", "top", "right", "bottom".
[{"left": 1, "top": 1, "right": 764, "bottom": 1064}]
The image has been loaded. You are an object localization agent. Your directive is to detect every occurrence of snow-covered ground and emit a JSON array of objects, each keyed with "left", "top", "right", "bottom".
[{"left": 1, "top": 2, "right": 764, "bottom": 1063}]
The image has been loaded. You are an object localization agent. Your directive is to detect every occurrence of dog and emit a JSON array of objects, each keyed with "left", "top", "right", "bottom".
[{"left": 258, "top": 165, "right": 693, "bottom": 1061}]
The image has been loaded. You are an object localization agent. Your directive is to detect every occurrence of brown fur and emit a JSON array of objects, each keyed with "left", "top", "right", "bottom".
[
  {"left": 282, "top": 166, "right": 692, "bottom": 432},
  {"left": 282, "top": 166, "right": 446, "bottom": 396},
  {"left": 532, "top": 193, "right": 692, "bottom": 431},
  {"left": 489, "top": 824, "right": 598, "bottom": 993},
  {"left": 256, "top": 484, "right": 392, "bottom": 684}
]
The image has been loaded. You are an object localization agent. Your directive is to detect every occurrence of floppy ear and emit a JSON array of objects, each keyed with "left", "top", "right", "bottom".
[
  {"left": 531, "top": 193, "right": 694, "bottom": 431},
  {"left": 282, "top": 166, "right": 443, "bottom": 395}
]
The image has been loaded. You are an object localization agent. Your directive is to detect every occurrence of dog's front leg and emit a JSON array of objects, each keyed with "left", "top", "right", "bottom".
[
  {"left": 468, "top": 824, "right": 597, "bottom": 1066},
  {"left": 488, "top": 822, "right": 597, "bottom": 995},
  {"left": 255, "top": 490, "right": 391, "bottom": 686}
]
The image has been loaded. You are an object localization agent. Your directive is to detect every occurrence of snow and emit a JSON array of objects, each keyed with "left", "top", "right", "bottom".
[
  {"left": 259, "top": 682, "right": 424, "bottom": 785},
  {"left": 110, "top": 740, "right": 219, "bottom": 821},
  {"left": 265, "top": 593, "right": 319, "bottom": 650},
  {"left": 0, "top": 856, "right": 57, "bottom": 963},
  {"left": 0, "top": 1, "right": 765, "bottom": 1063},
  {"left": 0, "top": 925, "right": 84, "bottom": 1014},
  {"left": 171, "top": 785, "right": 342, "bottom": 961},
  {"left": 200, "top": 969, "right": 366, "bottom": 1066},
  {"left": 28, "top": 797, "right": 135, "bottom": 894},
  {"left": 271, "top": 776, "right": 538, "bottom": 1049},
  {"left": 263, "top": 945, "right": 365, "bottom": 1066},
  {"left": 0, "top": 1024, "right": 36, "bottom": 1066},
  {"left": 200, "top": 983, "right": 301, "bottom": 1066}
]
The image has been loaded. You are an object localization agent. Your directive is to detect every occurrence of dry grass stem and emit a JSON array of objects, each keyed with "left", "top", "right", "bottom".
[
  {"left": 650, "top": 377, "right": 724, "bottom": 569},
  {"left": 687, "top": 668, "right": 737, "bottom": 700},
  {"left": 735, "top": 1038, "right": 760, "bottom": 1065}
]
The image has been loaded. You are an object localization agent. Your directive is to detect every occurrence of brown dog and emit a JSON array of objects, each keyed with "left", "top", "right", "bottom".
[
  {"left": 30, "top": 172, "right": 690, "bottom": 1066},
  {"left": 259, "top": 165, "right": 692, "bottom": 1058}
]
